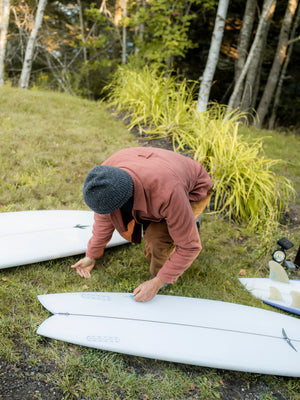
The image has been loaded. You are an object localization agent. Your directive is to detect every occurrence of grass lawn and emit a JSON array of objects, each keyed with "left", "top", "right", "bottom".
[{"left": 0, "top": 85, "right": 300, "bottom": 400}]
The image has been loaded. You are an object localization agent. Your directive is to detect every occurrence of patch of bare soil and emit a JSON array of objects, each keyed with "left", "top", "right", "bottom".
[
  {"left": 0, "top": 356, "right": 290, "bottom": 400},
  {"left": 0, "top": 359, "right": 63, "bottom": 400}
]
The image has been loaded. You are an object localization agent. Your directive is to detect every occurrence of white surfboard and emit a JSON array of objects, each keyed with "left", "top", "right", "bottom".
[
  {"left": 239, "top": 261, "right": 300, "bottom": 316},
  {"left": 0, "top": 210, "right": 128, "bottom": 269},
  {"left": 37, "top": 292, "right": 300, "bottom": 377}
]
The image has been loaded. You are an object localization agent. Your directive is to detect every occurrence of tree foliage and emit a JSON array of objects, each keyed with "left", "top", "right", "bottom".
[
  {"left": 128, "top": 0, "right": 200, "bottom": 67},
  {"left": 1, "top": 0, "right": 300, "bottom": 128}
]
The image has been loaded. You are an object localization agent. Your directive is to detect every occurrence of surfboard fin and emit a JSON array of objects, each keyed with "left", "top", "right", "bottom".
[
  {"left": 269, "top": 286, "right": 283, "bottom": 301},
  {"left": 269, "top": 261, "right": 290, "bottom": 284},
  {"left": 290, "top": 291, "right": 300, "bottom": 309},
  {"left": 282, "top": 328, "right": 297, "bottom": 352}
]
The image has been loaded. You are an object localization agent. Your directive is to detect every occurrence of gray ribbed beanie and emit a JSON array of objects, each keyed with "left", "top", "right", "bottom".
[{"left": 83, "top": 165, "right": 133, "bottom": 214}]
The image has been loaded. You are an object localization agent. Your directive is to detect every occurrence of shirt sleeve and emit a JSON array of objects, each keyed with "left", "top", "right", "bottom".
[
  {"left": 156, "top": 185, "right": 202, "bottom": 283},
  {"left": 86, "top": 213, "right": 115, "bottom": 259}
]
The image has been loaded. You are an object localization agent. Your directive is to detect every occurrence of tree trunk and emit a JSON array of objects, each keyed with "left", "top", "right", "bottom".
[
  {"left": 231, "top": 0, "right": 257, "bottom": 109},
  {"left": 227, "top": 0, "right": 276, "bottom": 111},
  {"left": 197, "top": 0, "right": 230, "bottom": 113},
  {"left": 240, "top": 4, "right": 274, "bottom": 112},
  {"left": 134, "top": 0, "right": 145, "bottom": 55},
  {"left": 77, "top": 0, "right": 90, "bottom": 95},
  {"left": 77, "top": 0, "right": 87, "bottom": 64},
  {"left": 255, "top": 0, "right": 298, "bottom": 128},
  {"left": 18, "top": 0, "right": 48, "bottom": 89},
  {"left": 0, "top": 0, "right": 10, "bottom": 85},
  {"left": 121, "top": 0, "right": 127, "bottom": 64},
  {"left": 268, "top": 2, "right": 300, "bottom": 129}
]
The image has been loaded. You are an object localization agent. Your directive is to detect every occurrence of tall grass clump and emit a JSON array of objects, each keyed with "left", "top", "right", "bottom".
[
  {"left": 105, "top": 64, "right": 295, "bottom": 237},
  {"left": 104, "top": 64, "right": 195, "bottom": 134}
]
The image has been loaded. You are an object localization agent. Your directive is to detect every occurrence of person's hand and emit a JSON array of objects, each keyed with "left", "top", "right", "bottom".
[
  {"left": 133, "top": 277, "right": 165, "bottom": 302},
  {"left": 71, "top": 256, "right": 96, "bottom": 278}
]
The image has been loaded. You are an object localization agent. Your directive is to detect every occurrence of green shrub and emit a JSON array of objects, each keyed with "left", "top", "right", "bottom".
[{"left": 105, "top": 65, "right": 295, "bottom": 236}]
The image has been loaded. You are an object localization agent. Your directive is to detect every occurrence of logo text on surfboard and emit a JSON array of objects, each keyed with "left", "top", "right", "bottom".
[
  {"left": 81, "top": 293, "right": 111, "bottom": 301},
  {"left": 87, "top": 335, "right": 120, "bottom": 343}
]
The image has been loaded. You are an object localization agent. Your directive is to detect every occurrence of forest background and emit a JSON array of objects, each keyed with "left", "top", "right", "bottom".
[{"left": 0, "top": 0, "right": 299, "bottom": 131}]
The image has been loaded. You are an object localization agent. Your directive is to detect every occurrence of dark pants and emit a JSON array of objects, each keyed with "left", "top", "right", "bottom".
[{"left": 143, "top": 194, "right": 212, "bottom": 277}]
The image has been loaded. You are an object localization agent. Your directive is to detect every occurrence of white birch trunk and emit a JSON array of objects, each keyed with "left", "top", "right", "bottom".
[
  {"left": 227, "top": 0, "right": 276, "bottom": 111},
  {"left": 0, "top": 0, "right": 10, "bottom": 85},
  {"left": 18, "top": 0, "right": 47, "bottom": 88},
  {"left": 197, "top": 0, "right": 230, "bottom": 112},
  {"left": 256, "top": 0, "right": 298, "bottom": 128}
]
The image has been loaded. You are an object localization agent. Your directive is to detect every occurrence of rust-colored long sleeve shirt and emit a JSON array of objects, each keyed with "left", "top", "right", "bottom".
[{"left": 85, "top": 147, "right": 212, "bottom": 283}]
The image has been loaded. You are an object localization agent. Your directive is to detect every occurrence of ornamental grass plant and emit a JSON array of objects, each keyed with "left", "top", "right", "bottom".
[
  {"left": 105, "top": 64, "right": 295, "bottom": 237},
  {"left": 105, "top": 65, "right": 194, "bottom": 134}
]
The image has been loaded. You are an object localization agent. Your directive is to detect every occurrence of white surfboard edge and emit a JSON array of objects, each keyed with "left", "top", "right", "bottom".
[
  {"left": 37, "top": 292, "right": 300, "bottom": 377},
  {"left": 0, "top": 210, "right": 129, "bottom": 269},
  {"left": 239, "top": 261, "right": 300, "bottom": 316}
]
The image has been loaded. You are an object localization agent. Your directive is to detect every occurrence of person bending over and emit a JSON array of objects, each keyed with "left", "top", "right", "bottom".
[{"left": 71, "top": 147, "right": 213, "bottom": 302}]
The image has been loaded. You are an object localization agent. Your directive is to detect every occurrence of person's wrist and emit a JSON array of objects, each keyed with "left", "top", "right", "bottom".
[
  {"left": 153, "top": 276, "right": 165, "bottom": 288},
  {"left": 85, "top": 256, "right": 95, "bottom": 263}
]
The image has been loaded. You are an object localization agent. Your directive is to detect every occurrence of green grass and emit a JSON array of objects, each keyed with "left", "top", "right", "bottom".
[
  {"left": 240, "top": 126, "right": 300, "bottom": 207},
  {"left": 0, "top": 86, "right": 134, "bottom": 212},
  {"left": 0, "top": 85, "right": 300, "bottom": 399}
]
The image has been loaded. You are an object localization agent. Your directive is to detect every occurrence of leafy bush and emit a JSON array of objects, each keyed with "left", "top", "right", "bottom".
[{"left": 105, "top": 64, "right": 295, "bottom": 235}]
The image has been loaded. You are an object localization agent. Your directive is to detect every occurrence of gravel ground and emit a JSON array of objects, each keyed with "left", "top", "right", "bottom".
[
  {"left": 0, "top": 359, "right": 63, "bottom": 400},
  {"left": 0, "top": 357, "right": 289, "bottom": 400}
]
